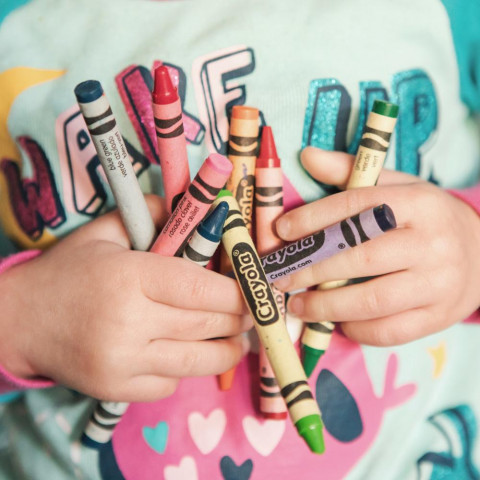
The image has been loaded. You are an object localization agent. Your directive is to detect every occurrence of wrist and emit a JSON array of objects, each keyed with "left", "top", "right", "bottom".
[{"left": 0, "top": 252, "right": 42, "bottom": 381}]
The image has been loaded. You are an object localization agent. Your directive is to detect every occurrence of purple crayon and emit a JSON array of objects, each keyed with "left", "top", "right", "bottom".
[{"left": 261, "top": 204, "right": 396, "bottom": 284}]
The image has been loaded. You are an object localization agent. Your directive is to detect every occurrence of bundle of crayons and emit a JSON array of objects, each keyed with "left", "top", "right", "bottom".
[{"left": 74, "top": 65, "right": 399, "bottom": 455}]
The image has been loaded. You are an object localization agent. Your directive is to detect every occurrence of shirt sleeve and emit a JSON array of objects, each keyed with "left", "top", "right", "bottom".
[
  {"left": 0, "top": 251, "right": 55, "bottom": 395},
  {"left": 448, "top": 183, "right": 480, "bottom": 324}
]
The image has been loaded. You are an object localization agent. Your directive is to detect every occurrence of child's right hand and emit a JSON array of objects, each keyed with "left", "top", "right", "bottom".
[{"left": 0, "top": 195, "right": 251, "bottom": 402}]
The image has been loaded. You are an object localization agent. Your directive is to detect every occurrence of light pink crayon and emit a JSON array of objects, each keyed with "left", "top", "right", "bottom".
[
  {"left": 153, "top": 65, "right": 191, "bottom": 213},
  {"left": 150, "top": 153, "right": 233, "bottom": 257}
]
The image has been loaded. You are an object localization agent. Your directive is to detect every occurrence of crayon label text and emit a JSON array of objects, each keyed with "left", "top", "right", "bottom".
[{"left": 232, "top": 242, "right": 279, "bottom": 326}]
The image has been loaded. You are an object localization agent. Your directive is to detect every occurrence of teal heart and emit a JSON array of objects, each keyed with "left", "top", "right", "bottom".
[{"left": 142, "top": 422, "right": 169, "bottom": 454}]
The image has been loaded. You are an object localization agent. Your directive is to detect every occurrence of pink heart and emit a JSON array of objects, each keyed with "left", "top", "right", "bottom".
[
  {"left": 242, "top": 416, "right": 286, "bottom": 456},
  {"left": 188, "top": 408, "right": 226, "bottom": 454}
]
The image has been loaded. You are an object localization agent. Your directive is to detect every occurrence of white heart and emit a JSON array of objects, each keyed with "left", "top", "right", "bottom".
[
  {"left": 242, "top": 416, "right": 286, "bottom": 456},
  {"left": 286, "top": 312, "right": 304, "bottom": 344},
  {"left": 164, "top": 456, "right": 198, "bottom": 480},
  {"left": 188, "top": 408, "right": 226, "bottom": 454}
]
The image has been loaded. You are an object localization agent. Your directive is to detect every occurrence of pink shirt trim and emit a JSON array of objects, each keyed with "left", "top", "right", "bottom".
[
  {"left": 0, "top": 251, "right": 55, "bottom": 394},
  {"left": 449, "top": 183, "right": 480, "bottom": 323}
]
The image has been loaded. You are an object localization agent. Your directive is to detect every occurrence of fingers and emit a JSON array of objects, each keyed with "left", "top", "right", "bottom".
[
  {"left": 275, "top": 183, "right": 422, "bottom": 243},
  {"left": 143, "top": 335, "right": 250, "bottom": 378},
  {"left": 143, "top": 301, "right": 253, "bottom": 341},
  {"left": 340, "top": 306, "right": 447, "bottom": 346},
  {"left": 287, "top": 270, "right": 433, "bottom": 323},
  {"left": 274, "top": 228, "right": 419, "bottom": 292},
  {"left": 72, "top": 194, "right": 166, "bottom": 248},
  {"left": 301, "top": 147, "right": 421, "bottom": 187},
  {"left": 141, "top": 256, "right": 248, "bottom": 315}
]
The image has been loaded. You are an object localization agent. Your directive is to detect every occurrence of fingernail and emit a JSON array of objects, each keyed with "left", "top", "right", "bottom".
[
  {"left": 288, "top": 296, "right": 304, "bottom": 315},
  {"left": 274, "top": 276, "right": 291, "bottom": 291},
  {"left": 241, "top": 335, "right": 250, "bottom": 356},
  {"left": 276, "top": 216, "right": 290, "bottom": 239}
]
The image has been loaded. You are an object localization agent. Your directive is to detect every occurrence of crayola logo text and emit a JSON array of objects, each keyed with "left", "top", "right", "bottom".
[
  {"left": 232, "top": 242, "right": 279, "bottom": 326},
  {"left": 261, "top": 231, "right": 325, "bottom": 273}
]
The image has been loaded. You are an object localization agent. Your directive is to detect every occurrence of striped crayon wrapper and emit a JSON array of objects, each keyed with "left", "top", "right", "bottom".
[
  {"left": 150, "top": 153, "right": 232, "bottom": 257},
  {"left": 82, "top": 402, "right": 129, "bottom": 447},
  {"left": 302, "top": 100, "right": 399, "bottom": 376},
  {"left": 221, "top": 196, "right": 325, "bottom": 454},
  {"left": 226, "top": 105, "right": 259, "bottom": 233},
  {"left": 255, "top": 129, "right": 287, "bottom": 419},
  {"left": 261, "top": 205, "right": 397, "bottom": 284},
  {"left": 75, "top": 81, "right": 156, "bottom": 252},
  {"left": 152, "top": 65, "right": 190, "bottom": 214},
  {"left": 346, "top": 100, "right": 398, "bottom": 190},
  {"left": 75, "top": 80, "right": 157, "bottom": 447}
]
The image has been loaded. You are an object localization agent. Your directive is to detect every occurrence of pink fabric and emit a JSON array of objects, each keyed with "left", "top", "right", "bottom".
[
  {"left": 448, "top": 183, "right": 480, "bottom": 323},
  {"left": 449, "top": 183, "right": 480, "bottom": 215},
  {"left": 0, "top": 250, "right": 55, "bottom": 394}
]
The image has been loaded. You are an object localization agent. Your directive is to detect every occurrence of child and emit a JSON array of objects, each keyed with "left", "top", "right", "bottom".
[{"left": 0, "top": 0, "right": 479, "bottom": 478}]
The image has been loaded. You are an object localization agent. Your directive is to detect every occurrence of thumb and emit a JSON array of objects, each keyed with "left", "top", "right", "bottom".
[
  {"left": 72, "top": 194, "right": 167, "bottom": 248},
  {"left": 301, "top": 146, "right": 422, "bottom": 188}
]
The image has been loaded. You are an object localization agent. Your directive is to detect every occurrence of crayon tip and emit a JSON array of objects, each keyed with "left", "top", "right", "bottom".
[
  {"left": 295, "top": 415, "right": 325, "bottom": 455},
  {"left": 198, "top": 201, "right": 229, "bottom": 242},
  {"left": 218, "top": 366, "right": 236, "bottom": 391},
  {"left": 257, "top": 126, "right": 280, "bottom": 168},
  {"left": 231, "top": 105, "right": 259, "bottom": 120},
  {"left": 373, "top": 204, "right": 396, "bottom": 232},
  {"left": 262, "top": 411, "right": 288, "bottom": 420},
  {"left": 372, "top": 100, "right": 399, "bottom": 118},
  {"left": 302, "top": 345, "right": 324, "bottom": 378},
  {"left": 206, "top": 153, "right": 233, "bottom": 176},
  {"left": 74, "top": 80, "right": 103, "bottom": 103},
  {"left": 217, "top": 189, "right": 233, "bottom": 198},
  {"left": 152, "top": 65, "right": 179, "bottom": 105}
]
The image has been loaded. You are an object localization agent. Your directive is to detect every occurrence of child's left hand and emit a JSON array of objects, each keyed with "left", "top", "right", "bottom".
[{"left": 274, "top": 147, "right": 480, "bottom": 346}]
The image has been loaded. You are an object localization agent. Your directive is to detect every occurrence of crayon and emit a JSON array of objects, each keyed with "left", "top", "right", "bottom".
[
  {"left": 153, "top": 65, "right": 191, "bottom": 213},
  {"left": 302, "top": 100, "right": 399, "bottom": 376},
  {"left": 82, "top": 402, "right": 129, "bottom": 448},
  {"left": 255, "top": 126, "right": 287, "bottom": 419},
  {"left": 221, "top": 196, "right": 325, "bottom": 454},
  {"left": 346, "top": 100, "right": 399, "bottom": 189},
  {"left": 75, "top": 80, "right": 157, "bottom": 448},
  {"left": 218, "top": 107, "right": 259, "bottom": 388},
  {"left": 150, "top": 153, "right": 233, "bottom": 257},
  {"left": 75, "top": 80, "right": 156, "bottom": 252},
  {"left": 210, "top": 190, "right": 238, "bottom": 391},
  {"left": 226, "top": 105, "right": 259, "bottom": 233},
  {"left": 261, "top": 204, "right": 397, "bottom": 284},
  {"left": 182, "top": 201, "right": 229, "bottom": 267}
]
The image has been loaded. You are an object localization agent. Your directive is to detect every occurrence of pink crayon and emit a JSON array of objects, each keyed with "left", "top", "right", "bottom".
[
  {"left": 150, "top": 153, "right": 233, "bottom": 257},
  {"left": 153, "top": 65, "right": 190, "bottom": 213}
]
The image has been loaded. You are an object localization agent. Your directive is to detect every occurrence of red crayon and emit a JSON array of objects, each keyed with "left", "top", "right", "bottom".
[
  {"left": 255, "top": 126, "right": 287, "bottom": 420},
  {"left": 153, "top": 65, "right": 190, "bottom": 213},
  {"left": 150, "top": 153, "right": 233, "bottom": 257}
]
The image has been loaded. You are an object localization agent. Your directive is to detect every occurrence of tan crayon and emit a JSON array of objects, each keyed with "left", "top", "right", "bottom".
[
  {"left": 226, "top": 105, "right": 259, "bottom": 232},
  {"left": 301, "top": 100, "right": 399, "bottom": 377},
  {"left": 222, "top": 196, "right": 325, "bottom": 454}
]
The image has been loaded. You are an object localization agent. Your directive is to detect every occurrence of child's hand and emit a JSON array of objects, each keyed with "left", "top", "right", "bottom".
[
  {"left": 274, "top": 147, "right": 480, "bottom": 346},
  {"left": 0, "top": 195, "right": 251, "bottom": 402}
]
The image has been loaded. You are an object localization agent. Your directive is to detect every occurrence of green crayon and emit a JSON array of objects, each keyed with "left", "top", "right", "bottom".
[{"left": 221, "top": 196, "right": 325, "bottom": 454}]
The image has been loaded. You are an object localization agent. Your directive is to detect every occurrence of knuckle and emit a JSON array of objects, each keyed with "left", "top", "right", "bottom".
[
  {"left": 360, "top": 287, "right": 383, "bottom": 317},
  {"left": 181, "top": 348, "right": 202, "bottom": 376},
  {"left": 186, "top": 273, "right": 209, "bottom": 303}
]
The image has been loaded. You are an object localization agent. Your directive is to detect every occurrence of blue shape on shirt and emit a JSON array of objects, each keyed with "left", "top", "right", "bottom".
[{"left": 0, "top": 0, "right": 31, "bottom": 25}]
